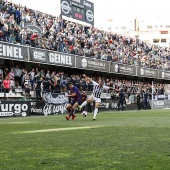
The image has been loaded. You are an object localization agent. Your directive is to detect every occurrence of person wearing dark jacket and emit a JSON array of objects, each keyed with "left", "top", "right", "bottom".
[
  {"left": 118, "top": 89, "right": 125, "bottom": 111},
  {"left": 35, "top": 77, "right": 42, "bottom": 101},
  {"left": 136, "top": 92, "right": 141, "bottom": 110},
  {"left": 42, "top": 77, "right": 50, "bottom": 92}
]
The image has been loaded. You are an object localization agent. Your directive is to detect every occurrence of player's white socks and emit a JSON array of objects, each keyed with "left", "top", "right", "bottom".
[
  {"left": 80, "top": 101, "right": 87, "bottom": 109},
  {"left": 93, "top": 108, "right": 98, "bottom": 118}
]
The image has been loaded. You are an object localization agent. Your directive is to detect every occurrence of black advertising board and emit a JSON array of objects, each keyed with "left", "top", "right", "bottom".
[
  {"left": 1, "top": 41, "right": 170, "bottom": 81},
  {"left": 60, "top": 0, "right": 72, "bottom": 18},
  {"left": 110, "top": 63, "right": 136, "bottom": 76},
  {"left": 0, "top": 41, "right": 28, "bottom": 61},
  {"left": 137, "top": 67, "right": 158, "bottom": 78},
  {"left": 76, "top": 56, "right": 110, "bottom": 72},
  {"left": 159, "top": 70, "right": 170, "bottom": 80},
  {"left": 29, "top": 98, "right": 139, "bottom": 116},
  {"left": 0, "top": 101, "right": 30, "bottom": 117},
  {"left": 47, "top": 51, "right": 75, "bottom": 67},
  {"left": 71, "top": 0, "right": 84, "bottom": 8},
  {"left": 30, "top": 101, "right": 44, "bottom": 115},
  {"left": 85, "top": 0, "right": 94, "bottom": 25},
  {"left": 29, "top": 48, "right": 48, "bottom": 63},
  {"left": 29, "top": 48, "right": 76, "bottom": 68}
]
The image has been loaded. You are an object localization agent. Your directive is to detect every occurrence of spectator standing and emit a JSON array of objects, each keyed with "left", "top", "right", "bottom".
[
  {"left": 25, "top": 30, "right": 31, "bottom": 45},
  {"left": 20, "top": 28, "right": 27, "bottom": 45},
  {"left": 9, "top": 25, "right": 15, "bottom": 43},
  {"left": 42, "top": 76, "right": 51, "bottom": 92},
  {"left": 46, "top": 70, "right": 50, "bottom": 79},
  {"left": 61, "top": 77, "right": 67, "bottom": 87},
  {"left": 136, "top": 92, "right": 141, "bottom": 110},
  {"left": 74, "top": 75, "right": 80, "bottom": 89},
  {"left": 49, "top": 72, "right": 55, "bottom": 92},
  {"left": 8, "top": 68, "right": 15, "bottom": 88},
  {"left": 144, "top": 90, "right": 149, "bottom": 109},
  {"left": 29, "top": 68, "right": 35, "bottom": 90},
  {"left": 117, "top": 89, "right": 125, "bottom": 111},
  {"left": 3, "top": 21, "right": 9, "bottom": 42},
  {"left": 21, "top": 69, "right": 28, "bottom": 87},
  {"left": 80, "top": 78, "right": 87, "bottom": 91},
  {"left": 24, "top": 74, "right": 31, "bottom": 99},
  {"left": 30, "top": 31, "right": 38, "bottom": 47},
  {"left": 3, "top": 75, "right": 10, "bottom": 100},
  {"left": 15, "top": 7, "right": 21, "bottom": 25},
  {"left": 53, "top": 76, "right": 61, "bottom": 93},
  {"left": 14, "top": 65, "right": 22, "bottom": 87},
  {"left": 35, "top": 76, "right": 42, "bottom": 101},
  {"left": 3, "top": 67, "right": 9, "bottom": 78}
]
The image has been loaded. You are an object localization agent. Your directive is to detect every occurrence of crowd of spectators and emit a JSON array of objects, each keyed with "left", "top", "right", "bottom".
[
  {"left": 0, "top": 65, "right": 166, "bottom": 101},
  {"left": 0, "top": 0, "right": 170, "bottom": 70}
]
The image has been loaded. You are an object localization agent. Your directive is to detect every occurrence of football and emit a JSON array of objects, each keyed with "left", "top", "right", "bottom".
[{"left": 82, "top": 111, "right": 88, "bottom": 117}]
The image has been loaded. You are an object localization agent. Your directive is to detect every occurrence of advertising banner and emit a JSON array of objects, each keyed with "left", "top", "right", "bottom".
[
  {"left": 29, "top": 48, "right": 76, "bottom": 68},
  {"left": 76, "top": 56, "right": 110, "bottom": 72},
  {"left": 159, "top": 70, "right": 170, "bottom": 80},
  {"left": 149, "top": 100, "right": 165, "bottom": 109},
  {"left": 149, "top": 100, "right": 170, "bottom": 109},
  {"left": 137, "top": 67, "right": 158, "bottom": 78},
  {"left": 98, "top": 101, "right": 110, "bottom": 111},
  {"left": 30, "top": 101, "right": 44, "bottom": 115},
  {"left": 24, "top": 22, "right": 43, "bottom": 35},
  {"left": 60, "top": 0, "right": 72, "bottom": 18},
  {"left": 0, "top": 101, "right": 30, "bottom": 117},
  {"left": 29, "top": 48, "right": 48, "bottom": 63},
  {"left": 47, "top": 51, "right": 75, "bottom": 67},
  {"left": 85, "top": 0, "right": 94, "bottom": 25},
  {"left": 42, "top": 91, "right": 68, "bottom": 115},
  {"left": 0, "top": 42, "right": 28, "bottom": 61},
  {"left": 110, "top": 63, "right": 136, "bottom": 76}
]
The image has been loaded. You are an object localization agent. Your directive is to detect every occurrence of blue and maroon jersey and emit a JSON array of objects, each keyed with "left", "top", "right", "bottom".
[{"left": 70, "top": 86, "right": 82, "bottom": 101}]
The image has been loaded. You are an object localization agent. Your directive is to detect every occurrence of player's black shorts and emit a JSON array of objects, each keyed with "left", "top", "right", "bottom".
[{"left": 70, "top": 100, "right": 82, "bottom": 106}]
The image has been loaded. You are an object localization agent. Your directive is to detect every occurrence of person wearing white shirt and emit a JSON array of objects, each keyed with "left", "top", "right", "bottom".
[{"left": 78, "top": 74, "right": 114, "bottom": 120}]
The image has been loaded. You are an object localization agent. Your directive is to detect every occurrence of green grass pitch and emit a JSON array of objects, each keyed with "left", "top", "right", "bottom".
[{"left": 0, "top": 110, "right": 170, "bottom": 170}]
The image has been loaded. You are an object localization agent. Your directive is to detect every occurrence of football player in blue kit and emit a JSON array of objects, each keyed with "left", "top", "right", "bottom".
[{"left": 65, "top": 82, "right": 82, "bottom": 120}]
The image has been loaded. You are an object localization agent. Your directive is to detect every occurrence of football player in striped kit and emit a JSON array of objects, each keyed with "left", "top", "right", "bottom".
[{"left": 78, "top": 74, "right": 114, "bottom": 120}]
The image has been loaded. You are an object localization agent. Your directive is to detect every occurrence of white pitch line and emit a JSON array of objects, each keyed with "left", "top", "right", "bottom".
[
  {"left": 8, "top": 122, "right": 31, "bottom": 124},
  {"left": 0, "top": 121, "right": 32, "bottom": 125},
  {"left": 15, "top": 126, "right": 103, "bottom": 134}
]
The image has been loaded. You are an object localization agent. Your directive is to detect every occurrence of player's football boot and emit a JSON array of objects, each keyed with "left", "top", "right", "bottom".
[
  {"left": 72, "top": 114, "right": 76, "bottom": 120},
  {"left": 65, "top": 116, "right": 70, "bottom": 120}
]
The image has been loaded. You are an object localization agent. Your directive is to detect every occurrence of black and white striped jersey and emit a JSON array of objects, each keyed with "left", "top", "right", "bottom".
[{"left": 92, "top": 81, "right": 109, "bottom": 98}]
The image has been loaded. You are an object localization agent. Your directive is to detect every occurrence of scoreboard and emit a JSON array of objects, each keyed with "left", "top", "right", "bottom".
[{"left": 61, "top": 0, "right": 94, "bottom": 25}]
